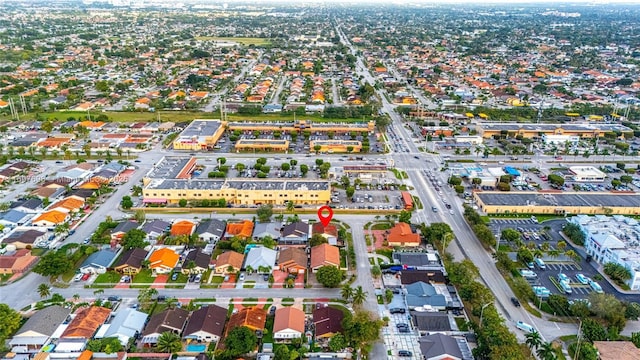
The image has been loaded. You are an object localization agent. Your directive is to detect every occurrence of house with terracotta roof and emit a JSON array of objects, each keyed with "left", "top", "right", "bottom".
[
  {"left": 31, "top": 210, "right": 69, "bottom": 227},
  {"left": 594, "top": 341, "right": 640, "bottom": 360},
  {"left": 134, "top": 97, "right": 151, "bottom": 110},
  {"left": 273, "top": 307, "right": 305, "bottom": 342},
  {"left": 277, "top": 247, "right": 307, "bottom": 274},
  {"left": 313, "top": 305, "right": 344, "bottom": 339},
  {"left": 224, "top": 220, "right": 254, "bottom": 240},
  {"left": 387, "top": 222, "right": 421, "bottom": 247},
  {"left": 213, "top": 251, "right": 244, "bottom": 274},
  {"left": 148, "top": 248, "right": 180, "bottom": 275},
  {"left": 0, "top": 249, "right": 38, "bottom": 274},
  {"left": 310, "top": 243, "right": 341, "bottom": 272},
  {"left": 141, "top": 308, "right": 189, "bottom": 346},
  {"left": 311, "top": 222, "right": 338, "bottom": 245},
  {"left": 61, "top": 306, "right": 111, "bottom": 339},
  {"left": 170, "top": 220, "right": 196, "bottom": 236},
  {"left": 183, "top": 305, "right": 227, "bottom": 343},
  {"left": 48, "top": 197, "right": 84, "bottom": 213},
  {"left": 225, "top": 307, "right": 267, "bottom": 335}
]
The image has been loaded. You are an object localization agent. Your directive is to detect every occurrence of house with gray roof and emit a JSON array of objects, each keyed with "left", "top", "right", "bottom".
[
  {"left": 411, "top": 311, "right": 453, "bottom": 333},
  {"left": 141, "top": 219, "right": 170, "bottom": 241},
  {"left": 253, "top": 222, "right": 282, "bottom": 240},
  {"left": 279, "top": 221, "right": 310, "bottom": 245},
  {"left": 9, "top": 305, "right": 71, "bottom": 351},
  {"left": 243, "top": 246, "right": 277, "bottom": 273},
  {"left": 419, "top": 333, "right": 471, "bottom": 360},
  {"left": 0, "top": 210, "right": 33, "bottom": 228},
  {"left": 405, "top": 281, "right": 447, "bottom": 310},
  {"left": 110, "top": 221, "right": 139, "bottom": 240},
  {"left": 10, "top": 198, "right": 43, "bottom": 213},
  {"left": 181, "top": 249, "right": 211, "bottom": 274},
  {"left": 80, "top": 248, "right": 120, "bottom": 274},
  {"left": 195, "top": 219, "right": 226, "bottom": 243},
  {"left": 99, "top": 308, "right": 148, "bottom": 346}
]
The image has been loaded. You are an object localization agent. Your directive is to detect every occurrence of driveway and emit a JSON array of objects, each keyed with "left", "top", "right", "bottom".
[{"left": 151, "top": 275, "right": 168, "bottom": 289}]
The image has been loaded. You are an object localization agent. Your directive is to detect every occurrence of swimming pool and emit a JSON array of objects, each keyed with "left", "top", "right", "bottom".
[{"left": 186, "top": 344, "right": 207, "bottom": 352}]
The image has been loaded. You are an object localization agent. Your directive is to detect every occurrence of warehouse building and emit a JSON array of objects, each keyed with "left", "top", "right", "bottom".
[
  {"left": 474, "top": 191, "right": 640, "bottom": 215},
  {"left": 172, "top": 119, "right": 226, "bottom": 151}
]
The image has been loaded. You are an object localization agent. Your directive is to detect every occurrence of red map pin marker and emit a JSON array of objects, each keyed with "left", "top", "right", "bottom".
[{"left": 317, "top": 205, "right": 333, "bottom": 227}]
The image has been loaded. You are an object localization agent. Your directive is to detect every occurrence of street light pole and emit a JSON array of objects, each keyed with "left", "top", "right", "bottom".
[{"left": 479, "top": 302, "right": 492, "bottom": 328}]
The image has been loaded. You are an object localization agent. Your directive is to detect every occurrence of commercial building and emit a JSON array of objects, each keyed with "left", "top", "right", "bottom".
[
  {"left": 143, "top": 179, "right": 331, "bottom": 206},
  {"left": 227, "top": 119, "right": 375, "bottom": 134},
  {"left": 142, "top": 156, "right": 331, "bottom": 206},
  {"left": 570, "top": 215, "right": 640, "bottom": 290},
  {"left": 476, "top": 122, "right": 633, "bottom": 139},
  {"left": 541, "top": 134, "right": 580, "bottom": 145},
  {"left": 309, "top": 140, "right": 362, "bottom": 153},
  {"left": 474, "top": 191, "right": 640, "bottom": 215},
  {"left": 234, "top": 139, "right": 290, "bottom": 152},
  {"left": 569, "top": 166, "right": 607, "bottom": 182},
  {"left": 172, "top": 119, "right": 226, "bottom": 151}
]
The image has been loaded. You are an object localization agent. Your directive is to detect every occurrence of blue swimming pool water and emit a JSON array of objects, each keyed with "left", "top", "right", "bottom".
[{"left": 186, "top": 344, "right": 206, "bottom": 352}]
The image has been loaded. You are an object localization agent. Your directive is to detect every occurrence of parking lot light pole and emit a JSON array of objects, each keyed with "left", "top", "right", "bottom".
[{"left": 479, "top": 302, "right": 492, "bottom": 328}]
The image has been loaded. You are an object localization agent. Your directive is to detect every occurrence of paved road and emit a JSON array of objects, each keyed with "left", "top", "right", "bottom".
[{"left": 269, "top": 74, "right": 286, "bottom": 104}]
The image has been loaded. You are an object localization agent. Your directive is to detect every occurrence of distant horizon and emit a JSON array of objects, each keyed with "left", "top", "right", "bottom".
[{"left": 75, "top": 0, "right": 640, "bottom": 5}]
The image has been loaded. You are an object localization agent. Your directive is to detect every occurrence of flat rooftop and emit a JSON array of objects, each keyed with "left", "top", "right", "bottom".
[
  {"left": 147, "top": 179, "right": 225, "bottom": 190},
  {"left": 311, "top": 140, "right": 362, "bottom": 145},
  {"left": 476, "top": 192, "right": 640, "bottom": 208},
  {"left": 236, "top": 139, "right": 289, "bottom": 145},
  {"left": 343, "top": 165, "right": 387, "bottom": 172},
  {"left": 570, "top": 166, "right": 606, "bottom": 177},
  {"left": 177, "top": 119, "right": 222, "bottom": 140},
  {"left": 146, "top": 156, "right": 195, "bottom": 179},
  {"left": 147, "top": 179, "right": 330, "bottom": 191},
  {"left": 478, "top": 122, "right": 632, "bottom": 133}
]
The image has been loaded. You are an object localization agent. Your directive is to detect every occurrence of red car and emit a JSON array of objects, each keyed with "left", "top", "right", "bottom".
[{"left": 81, "top": 273, "right": 91, "bottom": 281}]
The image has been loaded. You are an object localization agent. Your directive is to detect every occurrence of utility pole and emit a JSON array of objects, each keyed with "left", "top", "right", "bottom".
[{"left": 19, "top": 95, "right": 27, "bottom": 115}]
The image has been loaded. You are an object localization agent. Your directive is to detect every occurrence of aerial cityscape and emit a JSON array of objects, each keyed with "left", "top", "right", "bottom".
[{"left": 0, "top": 1, "right": 640, "bottom": 360}]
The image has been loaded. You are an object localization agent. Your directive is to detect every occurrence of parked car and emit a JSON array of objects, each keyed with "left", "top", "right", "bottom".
[
  {"left": 239, "top": 273, "right": 245, "bottom": 281},
  {"left": 575, "top": 273, "right": 589, "bottom": 285},
  {"left": 107, "top": 296, "right": 121, "bottom": 302},
  {"left": 511, "top": 297, "right": 521, "bottom": 307},
  {"left": 171, "top": 272, "right": 179, "bottom": 281},
  {"left": 389, "top": 308, "right": 406, "bottom": 314},
  {"left": 398, "top": 350, "right": 413, "bottom": 357}
]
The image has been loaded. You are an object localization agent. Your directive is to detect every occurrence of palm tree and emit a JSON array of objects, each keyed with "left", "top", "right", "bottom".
[
  {"left": 286, "top": 201, "right": 295, "bottom": 213},
  {"left": 73, "top": 294, "right": 80, "bottom": 302},
  {"left": 245, "top": 265, "right": 254, "bottom": 274},
  {"left": 565, "top": 249, "right": 579, "bottom": 262},
  {"left": 39, "top": 147, "right": 47, "bottom": 158},
  {"left": 37, "top": 283, "right": 51, "bottom": 298},
  {"left": 341, "top": 284, "right": 354, "bottom": 300},
  {"left": 352, "top": 286, "right": 367, "bottom": 306},
  {"left": 548, "top": 249, "right": 561, "bottom": 259},
  {"left": 51, "top": 149, "right": 59, "bottom": 159},
  {"left": 536, "top": 342, "right": 557, "bottom": 360},
  {"left": 525, "top": 330, "right": 543, "bottom": 350},
  {"left": 156, "top": 331, "right": 182, "bottom": 353},
  {"left": 93, "top": 289, "right": 104, "bottom": 297}
]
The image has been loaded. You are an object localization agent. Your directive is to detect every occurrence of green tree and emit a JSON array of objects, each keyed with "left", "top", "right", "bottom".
[
  {"left": 286, "top": 201, "right": 295, "bottom": 213},
  {"left": 448, "top": 176, "right": 462, "bottom": 186},
  {"left": 328, "top": 333, "right": 347, "bottom": 351},
  {"left": 309, "top": 233, "right": 328, "bottom": 247},
  {"left": 631, "top": 331, "right": 640, "bottom": 348},
  {"left": 274, "top": 345, "right": 290, "bottom": 360},
  {"left": 0, "top": 304, "right": 23, "bottom": 346},
  {"left": 316, "top": 265, "right": 343, "bottom": 288},
  {"left": 525, "top": 330, "right": 543, "bottom": 351},
  {"left": 346, "top": 186, "right": 355, "bottom": 198},
  {"left": 137, "top": 288, "right": 158, "bottom": 306},
  {"left": 33, "top": 250, "right": 73, "bottom": 277},
  {"left": 120, "top": 196, "right": 133, "bottom": 210},
  {"left": 299, "top": 164, "right": 309, "bottom": 176},
  {"left": 341, "top": 284, "right": 354, "bottom": 300},
  {"left": 341, "top": 310, "right": 383, "bottom": 356},
  {"left": 224, "top": 326, "right": 258, "bottom": 357},
  {"left": 38, "top": 283, "right": 51, "bottom": 298},
  {"left": 581, "top": 318, "right": 607, "bottom": 342},
  {"left": 398, "top": 210, "right": 411, "bottom": 224},
  {"left": 121, "top": 229, "right": 149, "bottom": 251},
  {"left": 256, "top": 204, "right": 273, "bottom": 222},
  {"left": 547, "top": 174, "right": 565, "bottom": 186},
  {"left": 157, "top": 331, "right": 182, "bottom": 353},
  {"left": 281, "top": 162, "right": 291, "bottom": 171},
  {"left": 352, "top": 285, "right": 368, "bottom": 306},
  {"left": 501, "top": 228, "right": 521, "bottom": 243},
  {"left": 179, "top": 199, "right": 187, "bottom": 207},
  {"left": 537, "top": 342, "right": 557, "bottom": 360},
  {"left": 370, "top": 265, "right": 381, "bottom": 279}
]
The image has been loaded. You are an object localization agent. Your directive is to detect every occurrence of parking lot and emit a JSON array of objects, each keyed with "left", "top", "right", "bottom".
[
  {"left": 381, "top": 292, "right": 423, "bottom": 360},
  {"left": 490, "top": 218, "right": 618, "bottom": 301}
]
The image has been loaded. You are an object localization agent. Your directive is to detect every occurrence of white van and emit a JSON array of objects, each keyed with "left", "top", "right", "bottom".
[{"left": 516, "top": 321, "right": 535, "bottom": 333}]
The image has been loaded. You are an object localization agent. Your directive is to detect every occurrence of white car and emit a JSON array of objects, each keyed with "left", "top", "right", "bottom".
[
  {"left": 73, "top": 273, "right": 83, "bottom": 282},
  {"left": 239, "top": 273, "right": 245, "bottom": 281}
]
